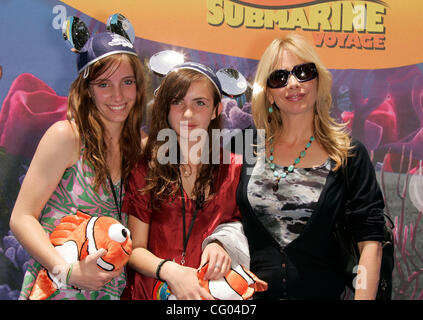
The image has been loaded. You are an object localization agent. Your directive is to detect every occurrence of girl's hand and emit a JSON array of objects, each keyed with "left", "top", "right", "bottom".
[
  {"left": 199, "top": 241, "right": 231, "bottom": 280},
  {"left": 68, "top": 249, "right": 122, "bottom": 291},
  {"left": 161, "top": 261, "right": 214, "bottom": 300}
]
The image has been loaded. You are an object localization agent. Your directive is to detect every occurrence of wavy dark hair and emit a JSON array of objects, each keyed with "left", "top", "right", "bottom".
[
  {"left": 143, "top": 68, "right": 221, "bottom": 204},
  {"left": 67, "top": 53, "right": 145, "bottom": 191}
]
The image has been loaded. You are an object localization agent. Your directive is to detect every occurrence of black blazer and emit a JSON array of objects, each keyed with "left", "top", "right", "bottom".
[{"left": 232, "top": 128, "right": 386, "bottom": 300}]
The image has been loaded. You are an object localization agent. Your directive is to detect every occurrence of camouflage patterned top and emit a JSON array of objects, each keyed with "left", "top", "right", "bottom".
[{"left": 247, "top": 158, "right": 331, "bottom": 249}]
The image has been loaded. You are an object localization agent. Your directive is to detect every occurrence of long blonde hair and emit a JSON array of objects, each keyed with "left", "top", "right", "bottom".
[
  {"left": 67, "top": 53, "right": 145, "bottom": 191},
  {"left": 252, "top": 33, "right": 351, "bottom": 170}
]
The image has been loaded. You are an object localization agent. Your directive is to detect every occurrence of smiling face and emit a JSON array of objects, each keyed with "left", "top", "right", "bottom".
[
  {"left": 88, "top": 58, "right": 137, "bottom": 127},
  {"left": 167, "top": 78, "right": 219, "bottom": 140},
  {"left": 266, "top": 49, "right": 318, "bottom": 118}
]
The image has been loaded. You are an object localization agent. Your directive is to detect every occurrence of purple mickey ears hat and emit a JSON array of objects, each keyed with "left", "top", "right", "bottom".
[
  {"left": 76, "top": 32, "right": 137, "bottom": 74},
  {"left": 62, "top": 13, "right": 138, "bottom": 77},
  {"left": 171, "top": 62, "right": 223, "bottom": 98}
]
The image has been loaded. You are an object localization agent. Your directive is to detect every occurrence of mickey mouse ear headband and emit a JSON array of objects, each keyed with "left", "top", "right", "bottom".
[
  {"left": 62, "top": 13, "right": 138, "bottom": 78},
  {"left": 149, "top": 50, "right": 248, "bottom": 97}
]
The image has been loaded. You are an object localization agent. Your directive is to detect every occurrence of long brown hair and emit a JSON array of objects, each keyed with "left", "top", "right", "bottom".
[
  {"left": 67, "top": 53, "right": 145, "bottom": 191},
  {"left": 252, "top": 33, "right": 352, "bottom": 171},
  {"left": 143, "top": 68, "right": 221, "bottom": 204}
]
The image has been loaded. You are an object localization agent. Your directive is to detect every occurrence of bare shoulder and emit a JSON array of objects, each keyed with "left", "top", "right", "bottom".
[
  {"left": 46, "top": 120, "right": 78, "bottom": 140},
  {"left": 36, "top": 120, "right": 80, "bottom": 167}
]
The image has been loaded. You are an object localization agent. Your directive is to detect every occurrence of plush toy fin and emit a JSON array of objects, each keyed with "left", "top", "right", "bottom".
[
  {"left": 197, "top": 262, "right": 208, "bottom": 281},
  {"left": 50, "top": 211, "right": 89, "bottom": 246},
  {"left": 28, "top": 269, "right": 58, "bottom": 300},
  {"left": 76, "top": 210, "right": 91, "bottom": 220},
  {"left": 240, "top": 265, "right": 268, "bottom": 292},
  {"left": 197, "top": 264, "right": 212, "bottom": 299},
  {"left": 241, "top": 287, "right": 255, "bottom": 300},
  {"left": 50, "top": 229, "right": 73, "bottom": 246}
]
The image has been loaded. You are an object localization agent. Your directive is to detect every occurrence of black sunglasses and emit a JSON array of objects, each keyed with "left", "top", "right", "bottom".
[{"left": 267, "top": 63, "right": 318, "bottom": 89}]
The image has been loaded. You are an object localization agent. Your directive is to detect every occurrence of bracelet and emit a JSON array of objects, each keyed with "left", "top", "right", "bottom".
[
  {"left": 156, "top": 259, "right": 171, "bottom": 282},
  {"left": 66, "top": 263, "right": 74, "bottom": 285}
]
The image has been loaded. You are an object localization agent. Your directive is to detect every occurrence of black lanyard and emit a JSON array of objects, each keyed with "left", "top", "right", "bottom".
[
  {"left": 180, "top": 186, "right": 201, "bottom": 264},
  {"left": 108, "top": 177, "right": 123, "bottom": 221}
]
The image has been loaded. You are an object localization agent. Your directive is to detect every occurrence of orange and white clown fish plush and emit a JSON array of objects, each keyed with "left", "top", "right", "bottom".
[
  {"left": 153, "top": 263, "right": 267, "bottom": 300},
  {"left": 197, "top": 263, "right": 268, "bottom": 300},
  {"left": 29, "top": 210, "right": 132, "bottom": 300}
]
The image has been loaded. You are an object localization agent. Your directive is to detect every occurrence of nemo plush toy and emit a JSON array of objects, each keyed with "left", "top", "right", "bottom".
[
  {"left": 29, "top": 210, "right": 132, "bottom": 300},
  {"left": 197, "top": 263, "right": 268, "bottom": 300},
  {"left": 154, "top": 263, "right": 267, "bottom": 300}
]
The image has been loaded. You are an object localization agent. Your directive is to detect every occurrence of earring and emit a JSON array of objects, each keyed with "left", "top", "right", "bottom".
[
  {"left": 267, "top": 102, "right": 279, "bottom": 123},
  {"left": 268, "top": 104, "right": 273, "bottom": 123}
]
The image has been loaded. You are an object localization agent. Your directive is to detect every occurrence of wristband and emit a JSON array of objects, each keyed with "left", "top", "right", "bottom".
[
  {"left": 66, "top": 263, "right": 74, "bottom": 285},
  {"left": 156, "top": 259, "right": 171, "bottom": 282}
]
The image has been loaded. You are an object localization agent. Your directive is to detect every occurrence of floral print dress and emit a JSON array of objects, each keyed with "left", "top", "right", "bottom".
[{"left": 19, "top": 147, "right": 127, "bottom": 300}]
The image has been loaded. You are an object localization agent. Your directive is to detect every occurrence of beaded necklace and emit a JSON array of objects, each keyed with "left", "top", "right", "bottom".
[{"left": 268, "top": 136, "right": 315, "bottom": 192}]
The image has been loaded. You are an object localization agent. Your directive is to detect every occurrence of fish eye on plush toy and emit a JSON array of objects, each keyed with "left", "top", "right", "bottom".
[{"left": 108, "top": 224, "right": 130, "bottom": 243}]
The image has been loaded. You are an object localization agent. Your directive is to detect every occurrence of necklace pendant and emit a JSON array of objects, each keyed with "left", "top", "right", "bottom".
[
  {"left": 268, "top": 135, "right": 315, "bottom": 192},
  {"left": 181, "top": 164, "right": 192, "bottom": 177},
  {"left": 181, "top": 252, "right": 186, "bottom": 265}
]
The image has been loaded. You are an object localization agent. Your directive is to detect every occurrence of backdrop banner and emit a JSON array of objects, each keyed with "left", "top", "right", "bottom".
[
  {"left": 0, "top": 0, "right": 422, "bottom": 301},
  {"left": 60, "top": 0, "right": 423, "bottom": 69}
]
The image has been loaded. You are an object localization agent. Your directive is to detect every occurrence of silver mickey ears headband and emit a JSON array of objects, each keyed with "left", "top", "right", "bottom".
[
  {"left": 62, "top": 13, "right": 137, "bottom": 78},
  {"left": 62, "top": 13, "right": 135, "bottom": 52},
  {"left": 149, "top": 50, "right": 249, "bottom": 98}
]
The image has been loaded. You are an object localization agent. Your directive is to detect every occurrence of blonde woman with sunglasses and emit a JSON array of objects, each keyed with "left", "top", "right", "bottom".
[{"left": 236, "top": 33, "right": 386, "bottom": 300}]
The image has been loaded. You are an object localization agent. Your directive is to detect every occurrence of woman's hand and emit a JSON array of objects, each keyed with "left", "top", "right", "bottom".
[
  {"left": 68, "top": 249, "right": 122, "bottom": 291},
  {"left": 199, "top": 241, "right": 231, "bottom": 280},
  {"left": 161, "top": 261, "right": 214, "bottom": 300}
]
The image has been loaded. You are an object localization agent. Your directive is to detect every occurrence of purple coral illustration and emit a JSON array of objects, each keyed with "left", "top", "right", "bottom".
[
  {"left": 0, "top": 231, "right": 30, "bottom": 300},
  {"left": 221, "top": 98, "right": 253, "bottom": 133},
  {"left": 0, "top": 284, "right": 19, "bottom": 300},
  {"left": 1, "top": 231, "right": 30, "bottom": 271},
  {"left": 380, "top": 147, "right": 423, "bottom": 300}
]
